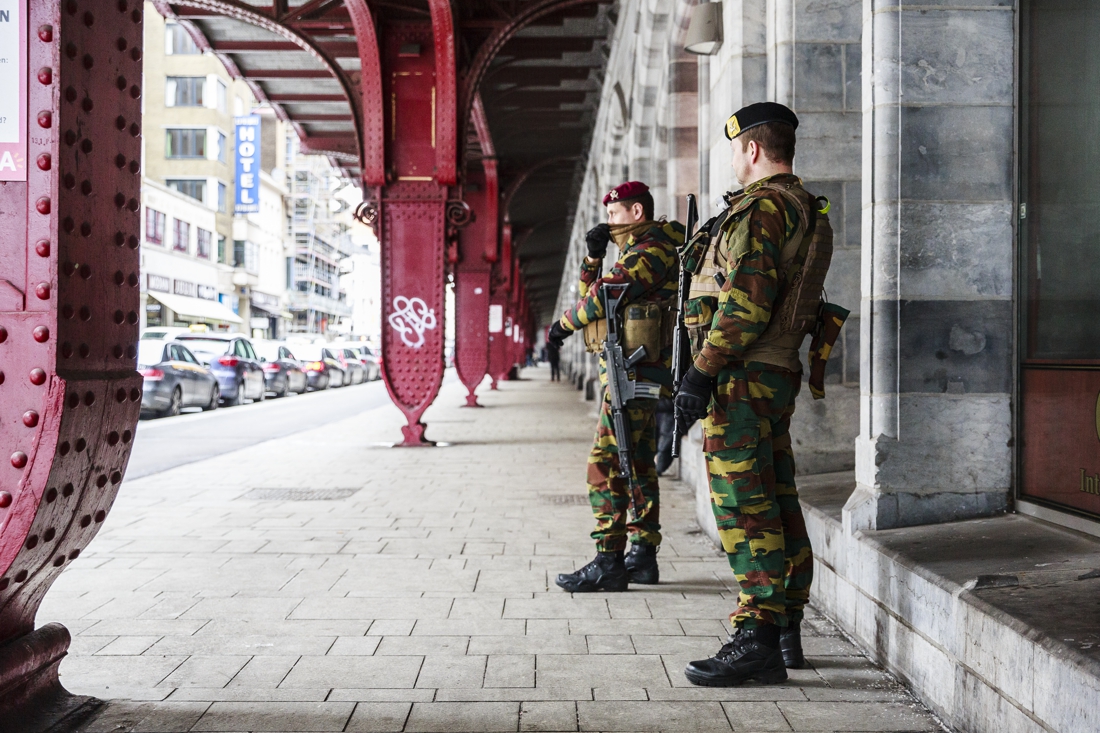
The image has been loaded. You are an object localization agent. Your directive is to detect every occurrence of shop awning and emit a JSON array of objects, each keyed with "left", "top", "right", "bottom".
[{"left": 149, "top": 292, "right": 244, "bottom": 325}]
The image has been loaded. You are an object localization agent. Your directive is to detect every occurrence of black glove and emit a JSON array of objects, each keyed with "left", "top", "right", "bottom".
[
  {"left": 585, "top": 223, "right": 612, "bottom": 260},
  {"left": 548, "top": 321, "right": 572, "bottom": 349},
  {"left": 675, "top": 366, "right": 715, "bottom": 434}
]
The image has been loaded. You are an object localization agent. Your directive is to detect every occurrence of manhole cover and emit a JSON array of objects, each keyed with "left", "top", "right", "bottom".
[
  {"left": 539, "top": 494, "right": 590, "bottom": 506},
  {"left": 241, "top": 488, "right": 359, "bottom": 501}
]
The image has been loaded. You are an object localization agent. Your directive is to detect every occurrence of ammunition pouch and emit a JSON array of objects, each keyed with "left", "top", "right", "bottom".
[
  {"left": 584, "top": 297, "right": 676, "bottom": 359},
  {"left": 582, "top": 318, "right": 607, "bottom": 354}
]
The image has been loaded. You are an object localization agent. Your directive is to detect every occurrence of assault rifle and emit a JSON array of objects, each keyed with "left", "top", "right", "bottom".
[
  {"left": 600, "top": 282, "right": 661, "bottom": 521},
  {"left": 671, "top": 194, "right": 699, "bottom": 458}
]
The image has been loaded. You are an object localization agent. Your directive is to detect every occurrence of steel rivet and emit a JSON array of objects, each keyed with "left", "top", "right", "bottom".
[
  {"left": 68, "top": 550, "right": 80, "bottom": 560},
  {"left": 115, "top": 115, "right": 126, "bottom": 130},
  {"left": 0, "top": 327, "right": 7, "bottom": 344},
  {"left": 36, "top": 154, "right": 50, "bottom": 171},
  {"left": 64, "top": 43, "right": 76, "bottom": 58},
  {"left": 64, "top": 130, "right": 76, "bottom": 146},
  {"left": 129, "top": 388, "right": 139, "bottom": 402},
  {"left": 126, "top": 345, "right": 137, "bottom": 359},
  {"left": 96, "top": 508, "right": 108, "bottom": 520},
  {"left": 114, "top": 154, "right": 126, "bottom": 168},
  {"left": 122, "top": 430, "right": 132, "bottom": 443},
  {"left": 45, "top": 488, "right": 57, "bottom": 502},
  {"left": 130, "top": 47, "right": 141, "bottom": 62},
  {"left": 29, "top": 368, "right": 45, "bottom": 385},
  {"left": 129, "top": 85, "right": 141, "bottom": 100},
  {"left": 64, "top": 87, "right": 76, "bottom": 102},
  {"left": 62, "top": 174, "right": 75, "bottom": 189},
  {"left": 34, "top": 283, "right": 49, "bottom": 300},
  {"left": 61, "top": 305, "right": 73, "bottom": 319},
  {"left": 67, "top": 394, "right": 78, "bottom": 409},
  {"left": 43, "top": 528, "right": 55, "bottom": 541},
  {"left": 113, "top": 310, "right": 123, "bottom": 324},
  {"left": 110, "top": 472, "right": 122, "bottom": 484},
  {"left": 83, "top": 391, "right": 95, "bottom": 406},
  {"left": 32, "top": 326, "right": 49, "bottom": 343},
  {"left": 37, "top": 68, "right": 52, "bottom": 85},
  {"left": 115, "top": 389, "right": 126, "bottom": 403},
  {"left": 116, "top": 37, "right": 127, "bottom": 51},
  {"left": 61, "top": 343, "right": 73, "bottom": 358},
  {"left": 62, "top": 218, "right": 74, "bottom": 233},
  {"left": 127, "top": 198, "right": 139, "bottom": 212},
  {"left": 35, "top": 240, "right": 49, "bottom": 257},
  {"left": 127, "top": 311, "right": 138, "bottom": 325},
  {"left": 128, "top": 273, "right": 138, "bottom": 287},
  {"left": 79, "top": 306, "right": 90, "bottom": 321},
  {"left": 131, "top": 8, "right": 140, "bottom": 22},
  {"left": 113, "top": 271, "right": 124, "bottom": 285},
  {"left": 128, "top": 236, "right": 139, "bottom": 249},
  {"left": 80, "top": 139, "right": 92, "bottom": 154},
  {"left": 81, "top": 181, "right": 91, "bottom": 195},
  {"left": 14, "top": 570, "right": 27, "bottom": 583},
  {"left": 81, "top": 98, "right": 93, "bottom": 113},
  {"left": 62, "top": 483, "right": 73, "bottom": 496},
  {"left": 63, "top": 262, "right": 75, "bottom": 276},
  {"left": 76, "top": 437, "right": 87, "bottom": 451},
  {"left": 79, "top": 264, "right": 91, "bottom": 279},
  {"left": 116, "top": 76, "right": 126, "bottom": 91},
  {"left": 95, "top": 475, "right": 106, "bottom": 488},
  {"left": 0, "top": 492, "right": 11, "bottom": 508},
  {"left": 25, "top": 535, "right": 38, "bottom": 549},
  {"left": 129, "top": 160, "right": 139, "bottom": 175},
  {"left": 11, "top": 452, "right": 28, "bottom": 469},
  {"left": 23, "top": 411, "right": 39, "bottom": 428},
  {"left": 79, "top": 515, "right": 91, "bottom": 528},
  {"left": 112, "top": 345, "right": 123, "bottom": 359},
  {"left": 79, "top": 343, "right": 90, "bottom": 358},
  {"left": 38, "top": 25, "right": 53, "bottom": 42},
  {"left": 108, "top": 431, "right": 120, "bottom": 444},
  {"left": 82, "top": 54, "right": 93, "bottom": 70},
  {"left": 83, "top": 11, "right": 94, "bottom": 26},
  {"left": 36, "top": 197, "right": 50, "bottom": 215},
  {"left": 80, "top": 222, "right": 91, "bottom": 236},
  {"left": 64, "top": 0, "right": 76, "bottom": 14},
  {"left": 114, "top": 193, "right": 125, "bottom": 208},
  {"left": 129, "top": 123, "right": 140, "bottom": 138},
  {"left": 53, "top": 556, "right": 65, "bottom": 567}
]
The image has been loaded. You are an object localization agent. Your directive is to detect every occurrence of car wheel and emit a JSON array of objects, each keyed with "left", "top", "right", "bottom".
[
  {"left": 203, "top": 385, "right": 219, "bottom": 411},
  {"left": 225, "top": 381, "right": 245, "bottom": 406},
  {"left": 161, "top": 387, "right": 182, "bottom": 418}
]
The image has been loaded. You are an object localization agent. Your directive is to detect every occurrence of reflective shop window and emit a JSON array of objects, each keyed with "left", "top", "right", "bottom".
[
  {"left": 1019, "top": 0, "right": 1100, "bottom": 518},
  {"left": 165, "top": 23, "right": 200, "bottom": 55},
  {"left": 167, "top": 179, "right": 205, "bottom": 203},
  {"left": 166, "top": 129, "right": 206, "bottom": 159},
  {"left": 166, "top": 77, "right": 205, "bottom": 107},
  {"left": 145, "top": 208, "right": 166, "bottom": 245}
]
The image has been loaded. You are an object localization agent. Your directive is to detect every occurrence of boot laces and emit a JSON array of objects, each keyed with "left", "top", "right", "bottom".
[{"left": 715, "top": 629, "right": 753, "bottom": 661}]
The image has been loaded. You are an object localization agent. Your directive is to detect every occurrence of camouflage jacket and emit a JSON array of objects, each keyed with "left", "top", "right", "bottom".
[
  {"left": 691, "top": 173, "right": 804, "bottom": 377},
  {"left": 559, "top": 220, "right": 684, "bottom": 391}
]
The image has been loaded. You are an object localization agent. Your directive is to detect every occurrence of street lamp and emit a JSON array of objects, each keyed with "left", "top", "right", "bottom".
[{"left": 684, "top": 2, "right": 723, "bottom": 55}]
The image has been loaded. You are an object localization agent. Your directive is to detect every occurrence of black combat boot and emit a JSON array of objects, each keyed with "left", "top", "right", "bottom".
[
  {"left": 684, "top": 625, "right": 787, "bottom": 686},
  {"left": 555, "top": 551, "right": 629, "bottom": 593},
  {"left": 780, "top": 620, "right": 805, "bottom": 669},
  {"left": 624, "top": 543, "right": 659, "bottom": 585}
]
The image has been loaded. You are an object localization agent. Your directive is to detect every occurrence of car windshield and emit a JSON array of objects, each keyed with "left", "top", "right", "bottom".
[
  {"left": 177, "top": 338, "right": 230, "bottom": 362},
  {"left": 137, "top": 342, "right": 166, "bottom": 368},
  {"left": 252, "top": 341, "right": 282, "bottom": 361},
  {"left": 291, "top": 344, "right": 326, "bottom": 361}
]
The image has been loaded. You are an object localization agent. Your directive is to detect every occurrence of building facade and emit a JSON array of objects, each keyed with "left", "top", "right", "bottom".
[{"left": 554, "top": 2, "right": 1099, "bottom": 730}]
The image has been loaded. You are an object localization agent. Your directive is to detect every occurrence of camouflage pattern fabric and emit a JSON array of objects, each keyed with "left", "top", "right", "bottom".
[
  {"left": 559, "top": 221, "right": 683, "bottom": 392},
  {"left": 588, "top": 393, "right": 660, "bottom": 552},
  {"left": 691, "top": 173, "right": 815, "bottom": 630},
  {"left": 691, "top": 174, "right": 802, "bottom": 378},
  {"left": 704, "top": 364, "right": 812, "bottom": 628}
]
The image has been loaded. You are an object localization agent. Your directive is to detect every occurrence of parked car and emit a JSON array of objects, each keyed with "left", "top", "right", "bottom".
[
  {"left": 333, "top": 347, "right": 366, "bottom": 385},
  {"left": 253, "top": 340, "right": 308, "bottom": 397},
  {"left": 291, "top": 343, "right": 345, "bottom": 391},
  {"left": 339, "top": 343, "right": 381, "bottom": 381},
  {"left": 138, "top": 341, "right": 220, "bottom": 418},
  {"left": 140, "top": 326, "right": 191, "bottom": 342},
  {"left": 176, "top": 334, "right": 266, "bottom": 406}
]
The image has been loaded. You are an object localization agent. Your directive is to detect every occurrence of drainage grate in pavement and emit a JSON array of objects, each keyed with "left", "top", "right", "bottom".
[
  {"left": 241, "top": 488, "right": 359, "bottom": 501},
  {"left": 539, "top": 494, "right": 590, "bottom": 506}
]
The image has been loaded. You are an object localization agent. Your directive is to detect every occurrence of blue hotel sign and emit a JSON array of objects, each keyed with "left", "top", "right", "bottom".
[{"left": 234, "top": 115, "right": 261, "bottom": 214}]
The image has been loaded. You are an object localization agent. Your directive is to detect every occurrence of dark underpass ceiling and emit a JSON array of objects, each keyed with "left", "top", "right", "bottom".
[{"left": 158, "top": 0, "right": 617, "bottom": 325}]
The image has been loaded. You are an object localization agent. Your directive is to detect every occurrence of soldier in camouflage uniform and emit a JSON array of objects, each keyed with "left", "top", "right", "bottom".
[
  {"left": 675, "top": 103, "right": 829, "bottom": 686},
  {"left": 548, "top": 181, "right": 683, "bottom": 592}
]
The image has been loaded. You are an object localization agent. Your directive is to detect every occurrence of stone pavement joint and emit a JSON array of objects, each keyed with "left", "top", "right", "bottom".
[{"left": 51, "top": 370, "right": 945, "bottom": 732}]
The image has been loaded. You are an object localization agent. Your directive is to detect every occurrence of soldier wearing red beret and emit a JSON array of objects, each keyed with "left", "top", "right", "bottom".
[{"left": 547, "top": 181, "right": 684, "bottom": 592}]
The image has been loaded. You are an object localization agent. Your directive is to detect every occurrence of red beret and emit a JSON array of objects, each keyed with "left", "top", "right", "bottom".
[{"left": 602, "top": 181, "right": 649, "bottom": 206}]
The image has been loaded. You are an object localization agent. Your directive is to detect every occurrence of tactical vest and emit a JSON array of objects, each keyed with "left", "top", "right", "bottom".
[{"left": 683, "top": 179, "right": 833, "bottom": 372}]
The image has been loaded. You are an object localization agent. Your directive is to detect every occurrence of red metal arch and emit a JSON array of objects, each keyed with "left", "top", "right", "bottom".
[
  {"left": 344, "top": 0, "right": 385, "bottom": 187},
  {"left": 171, "top": 0, "right": 364, "bottom": 163},
  {"left": 428, "top": 0, "right": 457, "bottom": 185},
  {"left": 458, "top": 0, "right": 602, "bottom": 151}
]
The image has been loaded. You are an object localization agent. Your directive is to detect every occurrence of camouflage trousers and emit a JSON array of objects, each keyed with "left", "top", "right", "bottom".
[
  {"left": 703, "top": 364, "right": 812, "bottom": 629},
  {"left": 587, "top": 393, "right": 661, "bottom": 552}
]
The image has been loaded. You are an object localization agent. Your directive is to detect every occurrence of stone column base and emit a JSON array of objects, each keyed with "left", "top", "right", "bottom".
[
  {"left": 843, "top": 484, "right": 1009, "bottom": 532},
  {"left": 0, "top": 623, "right": 102, "bottom": 733}
]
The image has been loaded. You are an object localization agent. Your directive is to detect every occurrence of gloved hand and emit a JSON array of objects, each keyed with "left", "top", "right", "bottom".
[
  {"left": 548, "top": 321, "right": 572, "bottom": 349},
  {"left": 675, "top": 366, "right": 715, "bottom": 433},
  {"left": 585, "top": 224, "right": 612, "bottom": 260}
]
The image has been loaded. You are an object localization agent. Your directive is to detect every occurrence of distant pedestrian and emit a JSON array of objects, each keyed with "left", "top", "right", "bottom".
[{"left": 547, "top": 341, "right": 561, "bottom": 382}]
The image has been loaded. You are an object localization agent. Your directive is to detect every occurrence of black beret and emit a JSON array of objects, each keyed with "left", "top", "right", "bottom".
[{"left": 724, "top": 102, "right": 799, "bottom": 140}]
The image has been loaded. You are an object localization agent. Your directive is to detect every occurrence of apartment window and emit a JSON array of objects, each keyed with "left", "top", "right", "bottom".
[
  {"left": 217, "top": 181, "right": 227, "bottom": 213},
  {"left": 166, "top": 179, "right": 206, "bottom": 203},
  {"left": 165, "top": 23, "right": 200, "bottom": 55},
  {"left": 196, "top": 228, "right": 212, "bottom": 259},
  {"left": 166, "top": 129, "right": 206, "bottom": 159},
  {"left": 233, "top": 240, "right": 258, "bottom": 273},
  {"left": 216, "top": 80, "right": 227, "bottom": 113},
  {"left": 145, "top": 208, "right": 166, "bottom": 245},
  {"left": 216, "top": 132, "right": 227, "bottom": 164},
  {"left": 166, "top": 77, "right": 204, "bottom": 107},
  {"left": 172, "top": 219, "right": 190, "bottom": 253}
]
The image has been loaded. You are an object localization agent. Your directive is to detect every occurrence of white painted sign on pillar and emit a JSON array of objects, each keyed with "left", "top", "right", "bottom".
[{"left": 0, "top": 0, "right": 28, "bottom": 181}]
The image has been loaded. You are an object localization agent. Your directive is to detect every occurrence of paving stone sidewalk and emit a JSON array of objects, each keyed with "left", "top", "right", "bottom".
[{"left": 49, "top": 369, "right": 944, "bottom": 733}]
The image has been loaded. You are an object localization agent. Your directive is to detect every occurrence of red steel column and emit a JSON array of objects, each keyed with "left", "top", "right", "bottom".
[
  {"left": 375, "top": 19, "right": 453, "bottom": 446},
  {"left": 453, "top": 97, "right": 496, "bottom": 407},
  {"left": 488, "top": 222, "right": 513, "bottom": 389},
  {"left": 0, "top": 0, "right": 142, "bottom": 719}
]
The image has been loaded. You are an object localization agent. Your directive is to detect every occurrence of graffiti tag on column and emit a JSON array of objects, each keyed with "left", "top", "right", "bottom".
[{"left": 389, "top": 296, "right": 437, "bottom": 349}]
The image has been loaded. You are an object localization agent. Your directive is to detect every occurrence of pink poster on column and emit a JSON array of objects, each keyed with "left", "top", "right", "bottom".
[{"left": 0, "top": 0, "right": 28, "bottom": 182}]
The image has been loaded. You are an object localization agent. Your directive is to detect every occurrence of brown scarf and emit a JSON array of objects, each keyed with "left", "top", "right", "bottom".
[{"left": 609, "top": 220, "right": 654, "bottom": 247}]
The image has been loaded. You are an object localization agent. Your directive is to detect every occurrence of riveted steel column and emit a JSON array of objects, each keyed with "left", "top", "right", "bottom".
[
  {"left": 454, "top": 164, "right": 495, "bottom": 407},
  {"left": 376, "top": 22, "right": 450, "bottom": 446},
  {"left": 0, "top": 0, "right": 142, "bottom": 720}
]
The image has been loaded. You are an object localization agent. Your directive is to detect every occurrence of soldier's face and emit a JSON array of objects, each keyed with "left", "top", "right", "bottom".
[{"left": 606, "top": 201, "right": 645, "bottom": 225}]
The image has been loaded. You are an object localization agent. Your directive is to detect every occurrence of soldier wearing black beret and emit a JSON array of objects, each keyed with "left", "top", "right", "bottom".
[{"left": 675, "top": 102, "right": 838, "bottom": 686}]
